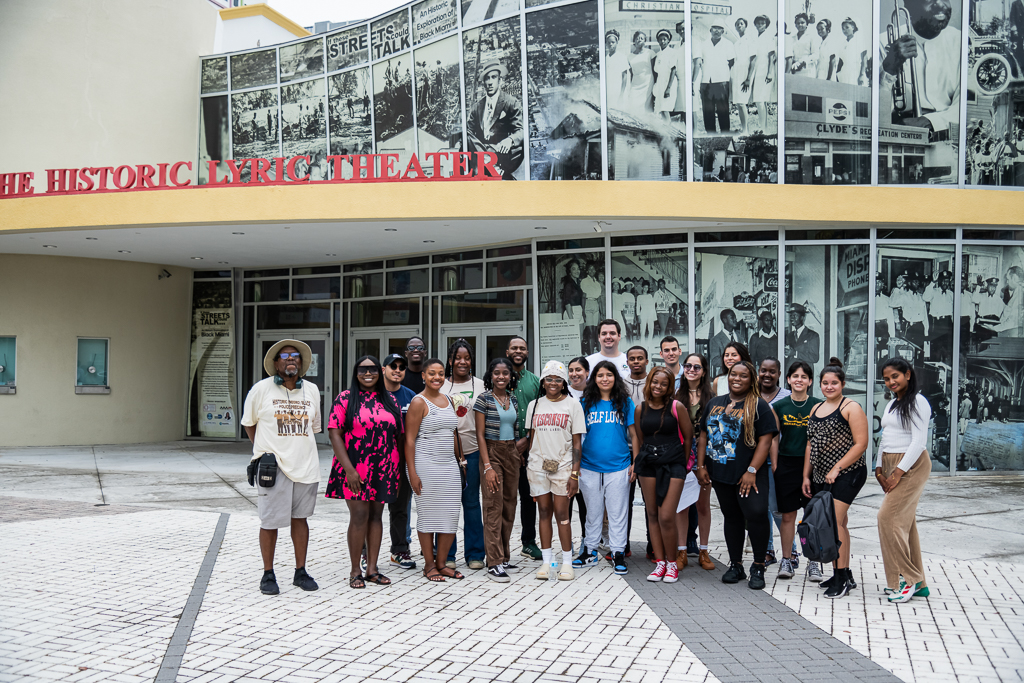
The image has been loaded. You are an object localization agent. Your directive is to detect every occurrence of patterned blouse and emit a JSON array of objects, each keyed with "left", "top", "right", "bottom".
[
  {"left": 806, "top": 397, "right": 864, "bottom": 484},
  {"left": 473, "top": 391, "right": 520, "bottom": 441}
]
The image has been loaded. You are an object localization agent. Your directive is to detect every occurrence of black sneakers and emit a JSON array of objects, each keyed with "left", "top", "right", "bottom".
[
  {"left": 487, "top": 565, "right": 511, "bottom": 583},
  {"left": 293, "top": 567, "right": 319, "bottom": 591},
  {"left": 260, "top": 570, "right": 280, "bottom": 595},
  {"left": 748, "top": 563, "right": 766, "bottom": 590},
  {"left": 722, "top": 562, "right": 746, "bottom": 584}
]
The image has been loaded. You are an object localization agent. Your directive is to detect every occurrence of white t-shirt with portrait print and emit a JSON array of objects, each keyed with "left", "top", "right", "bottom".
[
  {"left": 525, "top": 395, "right": 587, "bottom": 466},
  {"left": 241, "top": 377, "right": 322, "bottom": 484}
]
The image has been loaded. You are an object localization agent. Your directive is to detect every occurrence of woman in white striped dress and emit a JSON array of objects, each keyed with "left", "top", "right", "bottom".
[{"left": 406, "top": 358, "right": 466, "bottom": 582}]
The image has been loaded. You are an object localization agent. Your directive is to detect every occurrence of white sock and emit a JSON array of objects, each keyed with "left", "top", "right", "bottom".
[
  {"left": 542, "top": 548, "right": 552, "bottom": 565},
  {"left": 700, "top": 545, "right": 708, "bottom": 550},
  {"left": 678, "top": 545, "right": 686, "bottom": 551},
  {"left": 562, "top": 549, "right": 572, "bottom": 565}
]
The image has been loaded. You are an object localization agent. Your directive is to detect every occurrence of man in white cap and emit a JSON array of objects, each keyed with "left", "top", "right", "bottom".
[
  {"left": 242, "top": 339, "right": 322, "bottom": 595},
  {"left": 467, "top": 59, "right": 524, "bottom": 179}
]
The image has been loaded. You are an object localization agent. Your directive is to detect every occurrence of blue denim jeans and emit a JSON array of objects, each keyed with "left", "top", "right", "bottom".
[{"left": 446, "top": 450, "right": 485, "bottom": 562}]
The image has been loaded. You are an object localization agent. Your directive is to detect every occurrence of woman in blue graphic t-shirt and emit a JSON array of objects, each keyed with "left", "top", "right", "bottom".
[{"left": 572, "top": 360, "right": 638, "bottom": 576}]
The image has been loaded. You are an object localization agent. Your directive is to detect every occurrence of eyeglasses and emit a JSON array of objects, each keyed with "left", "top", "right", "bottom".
[
  {"left": 387, "top": 362, "right": 407, "bottom": 371},
  {"left": 683, "top": 363, "right": 702, "bottom": 371},
  {"left": 407, "top": 344, "right": 425, "bottom": 351},
  {"left": 356, "top": 367, "right": 380, "bottom": 375},
  {"left": 278, "top": 352, "right": 302, "bottom": 360}
]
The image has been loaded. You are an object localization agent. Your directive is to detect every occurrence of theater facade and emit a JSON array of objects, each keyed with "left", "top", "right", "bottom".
[{"left": 1, "top": 0, "right": 1023, "bottom": 475}]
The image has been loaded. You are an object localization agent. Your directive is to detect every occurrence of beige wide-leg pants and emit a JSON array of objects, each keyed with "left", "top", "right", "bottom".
[{"left": 877, "top": 451, "right": 931, "bottom": 589}]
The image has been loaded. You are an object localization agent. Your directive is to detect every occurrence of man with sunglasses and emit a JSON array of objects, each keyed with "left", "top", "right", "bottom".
[
  {"left": 401, "top": 337, "right": 427, "bottom": 393},
  {"left": 242, "top": 340, "right": 322, "bottom": 595},
  {"left": 382, "top": 353, "right": 418, "bottom": 570}
]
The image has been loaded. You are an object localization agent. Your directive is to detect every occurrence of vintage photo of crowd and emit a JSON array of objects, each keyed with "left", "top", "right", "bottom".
[
  {"left": 526, "top": 1, "right": 602, "bottom": 181},
  {"left": 281, "top": 79, "right": 327, "bottom": 177},
  {"left": 603, "top": 1, "right": 687, "bottom": 180},
  {"left": 415, "top": 35, "right": 465, "bottom": 166},
  {"left": 231, "top": 88, "right": 280, "bottom": 181},
  {"left": 201, "top": 57, "right": 227, "bottom": 94},
  {"left": 231, "top": 49, "right": 276, "bottom": 91},
  {"left": 610, "top": 250, "right": 688, "bottom": 363},
  {"left": 329, "top": 68, "right": 374, "bottom": 167}
]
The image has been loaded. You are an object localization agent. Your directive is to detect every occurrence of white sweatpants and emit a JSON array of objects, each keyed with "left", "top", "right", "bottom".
[{"left": 580, "top": 467, "right": 630, "bottom": 554}]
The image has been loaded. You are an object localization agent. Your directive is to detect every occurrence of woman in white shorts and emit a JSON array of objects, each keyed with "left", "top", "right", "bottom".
[{"left": 524, "top": 360, "right": 587, "bottom": 581}]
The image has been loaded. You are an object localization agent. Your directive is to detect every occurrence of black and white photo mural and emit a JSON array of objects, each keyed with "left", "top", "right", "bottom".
[
  {"left": 281, "top": 78, "right": 327, "bottom": 180},
  {"left": 538, "top": 251, "right": 606, "bottom": 361},
  {"left": 231, "top": 87, "right": 279, "bottom": 182},
  {"left": 414, "top": 34, "right": 464, "bottom": 172}
]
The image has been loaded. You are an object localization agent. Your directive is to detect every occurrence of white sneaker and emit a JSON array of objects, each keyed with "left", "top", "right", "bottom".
[
  {"left": 535, "top": 564, "right": 550, "bottom": 580},
  {"left": 558, "top": 563, "right": 575, "bottom": 581}
]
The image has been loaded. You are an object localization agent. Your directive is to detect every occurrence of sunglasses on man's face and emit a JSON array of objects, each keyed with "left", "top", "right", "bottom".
[
  {"left": 356, "top": 367, "right": 380, "bottom": 375},
  {"left": 278, "top": 352, "right": 302, "bottom": 360},
  {"left": 388, "top": 362, "right": 408, "bottom": 371},
  {"left": 407, "top": 344, "right": 426, "bottom": 351}
]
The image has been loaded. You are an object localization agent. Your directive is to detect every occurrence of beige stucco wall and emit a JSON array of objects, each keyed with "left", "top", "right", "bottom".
[
  {"left": 0, "top": 0, "right": 219, "bottom": 183},
  {"left": 0, "top": 255, "right": 192, "bottom": 446}
]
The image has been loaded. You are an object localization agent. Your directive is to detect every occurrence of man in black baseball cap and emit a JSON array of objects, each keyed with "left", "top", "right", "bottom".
[{"left": 382, "top": 352, "right": 418, "bottom": 570}]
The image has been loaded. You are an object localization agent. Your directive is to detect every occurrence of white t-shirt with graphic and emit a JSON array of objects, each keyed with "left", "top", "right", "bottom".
[
  {"left": 241, "top": 376, "right": 322, "bottom": 484},
  {"left": 586, "top": 351, "right": 630, "bottom": 380},
  {"left": 525, "top": 395, "right": 587, "bottom": 466},
  {"left": 442, "top": 376, "right": 485, "bottom": 454}
]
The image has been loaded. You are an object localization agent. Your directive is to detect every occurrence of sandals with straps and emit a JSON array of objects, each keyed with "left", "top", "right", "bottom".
[
  {"left": 439, "top": 566, "right": 465, "bottom": 580},
  {"left": 424, "top": 567, "right": 446, "bottom": 582},
  {"left": 350, "top": 574, "right": 365, "bottom": 589},
  {"left": 364, "top": 572, "right": 391, "bottom": 586}
]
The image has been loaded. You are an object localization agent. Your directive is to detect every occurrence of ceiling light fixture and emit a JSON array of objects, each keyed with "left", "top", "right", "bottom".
[
  {"left": 118, "top": 250, "right": 131, "bottom": 254},
  {"left": 190, "top": 257, "right": 204, "bottom": 260},
  {"left": 218, "top": 261, "right": 230, "bottom": 264},
  {"left": 423, "top": 240, "right": 435, "bottom": 243},
  {"left": 535, "top": 226, "right": 547, "bottom": 230},
  {"left": 385, "top": 228, "right": 397, "bottom": 232},
  {"left": 86, "top": 237, "right": 98, "bottom": 241},
  {"left": 232, "top": 232, "right": 245, "bottom": 235},
  {"left": 43, "top": 245, "right": 57, "bottom": 248},
  {"left": 325, "top": 253, "right": 337, "bottom": 256}
]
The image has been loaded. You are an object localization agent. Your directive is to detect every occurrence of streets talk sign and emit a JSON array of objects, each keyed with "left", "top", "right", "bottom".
[{"left": 0, "top": 151, "right": 501, "bottom": 198}]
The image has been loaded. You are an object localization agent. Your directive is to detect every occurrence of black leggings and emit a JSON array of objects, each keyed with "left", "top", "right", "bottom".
[{"left": 712, "top": 466, "right": 770, "bottom": 566}]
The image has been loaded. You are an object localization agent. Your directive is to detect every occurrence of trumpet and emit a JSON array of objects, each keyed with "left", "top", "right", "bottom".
[{"left": 887, "top": 0, "right": 922, "bottom": 118}]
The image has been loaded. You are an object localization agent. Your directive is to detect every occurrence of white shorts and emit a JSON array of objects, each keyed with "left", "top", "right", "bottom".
[
  {"left": 257, "top": 470, "right": 318, "bottom": 529},
  {"left": 527, "top": 457, "right": 572, "bottom": 498}
]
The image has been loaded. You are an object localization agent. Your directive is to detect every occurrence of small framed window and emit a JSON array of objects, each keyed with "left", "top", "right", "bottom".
[
  {"left": 807, "top": 96, "right": 823, "bottom": 113},
  {"left": 0, "top": 336, "right": 15, "bottom": 394},
  {"left": 76, "top": 338, "right": 110, "bottom": 394}
]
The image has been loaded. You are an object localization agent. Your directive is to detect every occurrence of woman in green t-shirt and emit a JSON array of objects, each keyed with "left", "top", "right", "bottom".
[{"left": 771, "top": 361, "right": 822, "bottom": 580}]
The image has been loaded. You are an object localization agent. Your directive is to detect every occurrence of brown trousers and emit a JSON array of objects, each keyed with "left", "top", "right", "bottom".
[
  {"left": 481, "top": 439, "right": 520, "bottom": 567},
  {"left": 877, "top": 451, "right": 931, "bottom": 588}
]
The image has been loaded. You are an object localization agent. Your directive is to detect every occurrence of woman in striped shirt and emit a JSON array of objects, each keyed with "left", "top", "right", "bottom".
[{"left": 474, "top": 358, "right": 521, "bottom": 583}]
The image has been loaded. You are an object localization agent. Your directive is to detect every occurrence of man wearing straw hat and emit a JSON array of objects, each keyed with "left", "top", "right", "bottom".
[
  {"left": 242, "top": 339, "right": 322, "bottom": 595},
  {"left": 467, "top": 59, "right": 524, "bottom": 180}
]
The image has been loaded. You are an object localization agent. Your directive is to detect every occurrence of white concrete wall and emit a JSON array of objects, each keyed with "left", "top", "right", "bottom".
[
  {"left": 214, "top": 14, "right": 301, "bottom": 52},
  {"left": 0, "top": 0, "right": 219, "bottom": 185},
  {"left": 0, "top": 255, "right": 192, "bottom": 446}
]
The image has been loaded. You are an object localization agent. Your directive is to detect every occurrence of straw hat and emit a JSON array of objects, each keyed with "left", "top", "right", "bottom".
[{"left": 263, "top": 338, "right": 313, "bottom": 377}]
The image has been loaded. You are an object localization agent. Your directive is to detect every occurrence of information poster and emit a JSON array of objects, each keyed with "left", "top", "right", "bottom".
[
  {"left": 189, "top": 281, "right": 235, "bottom": 437},
  {"left": 539, "top": 316, "right": 584, "bottom": 367}
]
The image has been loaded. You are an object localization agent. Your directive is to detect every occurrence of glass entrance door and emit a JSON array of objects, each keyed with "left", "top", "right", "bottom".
[
  {"left": 255, "top": 330, "right": 332, "bottom": 444},
  {"left": 348, "top": 326, "right": 421, "bottom": 379},
  {"left": 438, "top": 323, "right": 526, "bottom": 377}
]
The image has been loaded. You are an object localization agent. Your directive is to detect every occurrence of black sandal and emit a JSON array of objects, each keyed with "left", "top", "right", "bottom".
[
  {"left": 439, "top": 567, "right": 465, "bottom": 580},
  {"left": 364, "top": 572, "right": 391, "bottom": 586},
  {"left": 424, "top": 567, "right": 446, "bottom": 582},
  {"left": 349, "top": 574, "right": 365, "bottom": 589}
]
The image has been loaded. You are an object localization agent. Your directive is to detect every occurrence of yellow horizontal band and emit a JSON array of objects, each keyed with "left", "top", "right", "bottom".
[
  {"left": 0, "top": 181, "right": 1020, "bottom": 233},
  {"left": 218, "top": 4, "right": 310, "bottom": 39}
]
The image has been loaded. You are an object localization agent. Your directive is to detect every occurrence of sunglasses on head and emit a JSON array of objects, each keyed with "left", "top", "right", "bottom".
[
  {"left": 356, "top": 366, "right": 380, "bottom": 375},
  {"left": 278, "top": 352, "right": 302, "bottom": 360},
  {"left": 388, "top": 362, "right": 407, "bottom": 371}
]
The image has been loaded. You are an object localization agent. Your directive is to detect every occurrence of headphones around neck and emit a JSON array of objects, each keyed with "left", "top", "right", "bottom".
[{"left": 274, "top": 375, "right": 303, "bottom": 388}]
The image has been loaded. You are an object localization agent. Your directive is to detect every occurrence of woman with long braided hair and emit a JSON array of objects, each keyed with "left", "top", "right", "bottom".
[{"left": 695, "top": 361, "right": 778, "bottom": 590}]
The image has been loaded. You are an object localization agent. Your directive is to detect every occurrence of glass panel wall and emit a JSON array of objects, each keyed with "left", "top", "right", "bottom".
[
  {"left": 611, "top": 248, "right": 688, "bottom": 366},
  {"left": 537, "top": 250, "right": 605, "bottom": 362},
  {"left": 874, "top": 244, "right": 955, "bottom": 470}
]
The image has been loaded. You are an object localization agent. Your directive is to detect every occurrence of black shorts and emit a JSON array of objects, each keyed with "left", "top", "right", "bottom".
[
  {"left": 634, "top": 459, "right": 688, "bottom": 480},
  {"left": 811, "top": 466, "right": 867, "bottom": 506},
  {"left": 774, "top": 456, "right": 807, "bottom": 513}
]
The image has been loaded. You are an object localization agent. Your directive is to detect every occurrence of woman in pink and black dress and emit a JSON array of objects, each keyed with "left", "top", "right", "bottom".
[{"left": 327, "top": 355, "right": 403, "bottom": 589}]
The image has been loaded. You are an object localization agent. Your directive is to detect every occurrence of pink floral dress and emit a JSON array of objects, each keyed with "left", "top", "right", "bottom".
[{"left": 325, "top": 389, "right": 403, "bottom": 503}]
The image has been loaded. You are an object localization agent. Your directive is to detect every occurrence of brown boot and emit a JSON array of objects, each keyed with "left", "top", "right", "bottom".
[
  {"left": 676, "top": 549, "right": 688, "bottom": 571},
  {"left": 698, "top": 549, "right": 715, "bottom": 570}
]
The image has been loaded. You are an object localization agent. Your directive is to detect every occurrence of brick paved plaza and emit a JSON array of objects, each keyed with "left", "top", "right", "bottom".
[{"left": 1, "top": 442, "right": 1023, "bottom": 682}]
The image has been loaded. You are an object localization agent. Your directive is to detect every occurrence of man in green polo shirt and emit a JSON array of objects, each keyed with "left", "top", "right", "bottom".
[{"left": 507, "top": 335, "right": 542, "bottom": 560}]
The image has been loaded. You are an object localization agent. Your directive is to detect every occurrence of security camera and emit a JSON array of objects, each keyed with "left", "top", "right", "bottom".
[{"left": 159, "top": 269, "right": 172, "bottom": 280}]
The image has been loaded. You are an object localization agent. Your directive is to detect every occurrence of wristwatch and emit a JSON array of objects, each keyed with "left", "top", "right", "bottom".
[{"left": 747, "top": 466, "right": 757, "bottom": 474}]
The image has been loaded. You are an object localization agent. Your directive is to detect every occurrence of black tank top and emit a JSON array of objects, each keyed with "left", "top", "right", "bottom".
[
  {"left": 639, "top": 403, "right": 679, "bottom": 448},
  {"left": 807, "top": 398, "right": 865, "bottom": 483}
]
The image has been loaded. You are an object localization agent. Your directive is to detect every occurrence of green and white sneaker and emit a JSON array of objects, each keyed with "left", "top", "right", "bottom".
[{"left": 887, "top": 576, "right": 920, "bottom": 604}]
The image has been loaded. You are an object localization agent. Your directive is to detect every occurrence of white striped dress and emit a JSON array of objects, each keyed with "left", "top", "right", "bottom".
[{"left": 412, "top": 395, "right": 462, "bottom": 534}]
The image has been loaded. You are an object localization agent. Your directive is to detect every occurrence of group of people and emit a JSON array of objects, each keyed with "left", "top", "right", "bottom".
[
  {"left": 605, "top": 24, "right": 687, "bottom": 121},
  {"left": 786, "top": 13, "right": 868, "bottom": 85},
  {"left": 241, "top": 327, "right": 936, "bottom": 606},
  {"left": 611, "top": 277, "right": 682, "bottom": 345},
  {"left": 967, "top": 121, "right": 1023, "bottom": 187}
]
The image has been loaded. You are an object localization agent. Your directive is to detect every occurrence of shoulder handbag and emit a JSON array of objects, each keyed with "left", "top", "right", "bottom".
[
  {"left": 451, "top": 397, "right": 469, "bottom": 490},
  {"left": 670, "top": 400, "right": 695, "bottom": 471}
]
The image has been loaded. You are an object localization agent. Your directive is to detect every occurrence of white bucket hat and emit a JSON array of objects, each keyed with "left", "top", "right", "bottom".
[
  {"left": 263, "top": 339, "right": 313, "bottom": 377},
  {"left": 540, "top": 360, "right": 568, "bottom": 383}
]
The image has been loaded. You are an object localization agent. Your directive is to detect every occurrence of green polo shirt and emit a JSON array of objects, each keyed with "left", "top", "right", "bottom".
[{"left": 511, "top": 368, "right": 540, "bottom": 436}]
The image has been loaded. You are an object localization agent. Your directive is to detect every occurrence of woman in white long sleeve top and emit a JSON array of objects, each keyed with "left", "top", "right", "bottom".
[{"left": 876, "top": 357, "right": 932, "bottom": 603}]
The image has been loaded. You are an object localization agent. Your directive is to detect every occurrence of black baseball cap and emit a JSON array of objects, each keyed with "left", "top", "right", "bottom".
[{"left": 383, "top": 353, "right": 408, "bottom": 368}]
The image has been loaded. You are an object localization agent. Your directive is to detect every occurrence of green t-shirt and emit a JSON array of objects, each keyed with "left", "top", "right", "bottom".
[
  {"left": 511, "top": 368, "right": 540, "bottom": 436},
  {"left": 773, "top": 395, "right": 823, "bottom": 458}
]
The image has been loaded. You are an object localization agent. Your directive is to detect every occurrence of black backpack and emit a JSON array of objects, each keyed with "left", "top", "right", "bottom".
[{"left": 798, "top": 486, "right": 841, "bottom": 563}]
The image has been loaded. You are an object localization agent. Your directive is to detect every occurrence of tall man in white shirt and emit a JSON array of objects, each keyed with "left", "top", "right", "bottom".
[
  {"left": 923, "top": 270, "right": 954, "bottom": 363},
  {"left": 585, "top": 319, "right": 631, "bottom": 380},
  {"left": 880, "top": 0, "right": 961, "bottom": 138},
  {"left": 242, "top": 339, "right": 322, "bottom": 595},
  {"left": 694, "top": 22, "right": 736, "bottom": 134}
]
